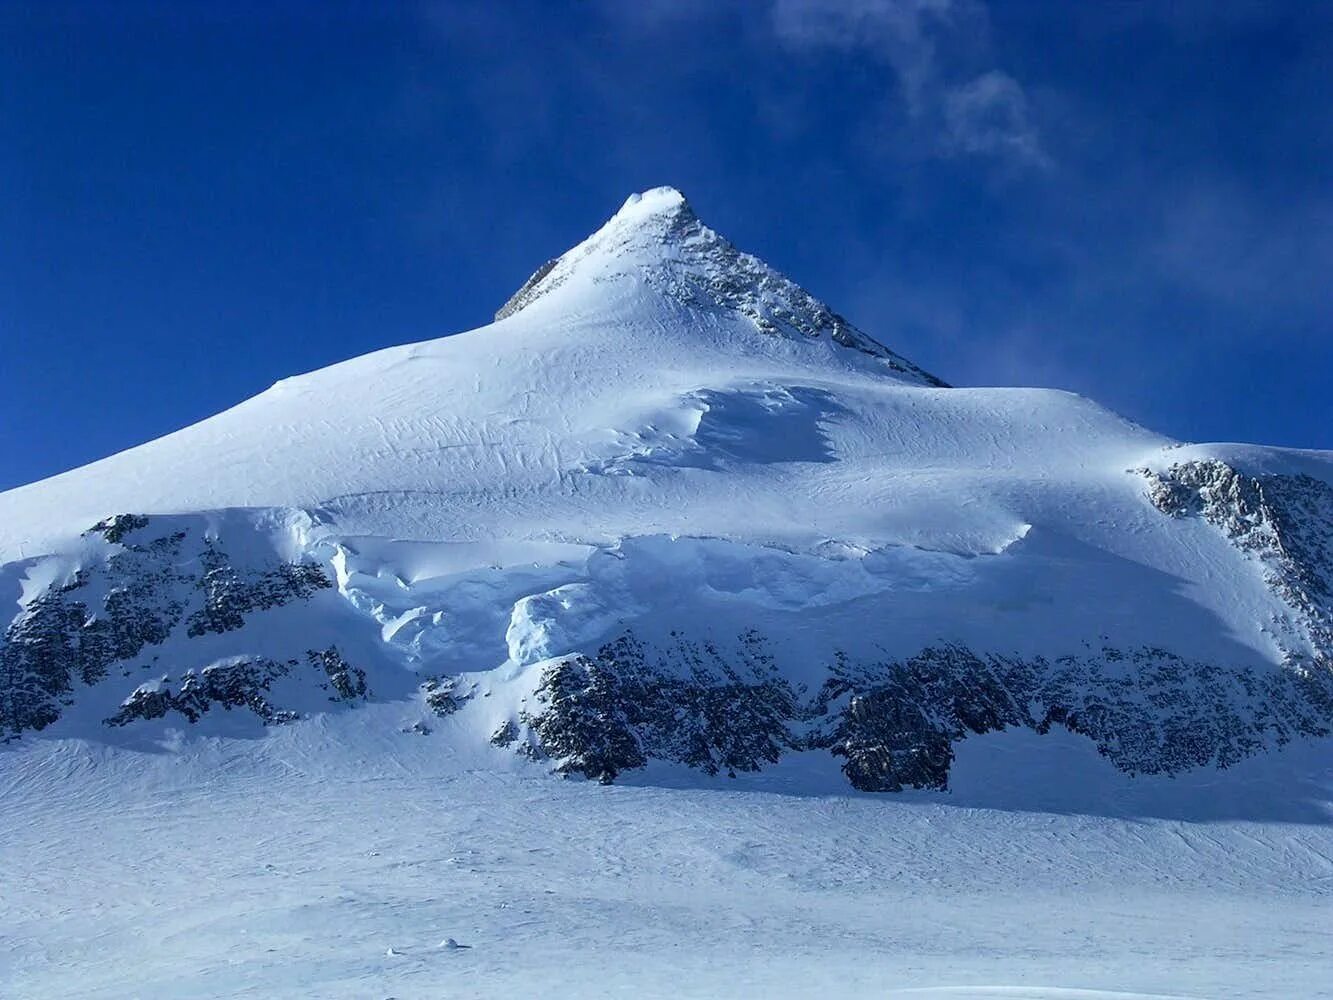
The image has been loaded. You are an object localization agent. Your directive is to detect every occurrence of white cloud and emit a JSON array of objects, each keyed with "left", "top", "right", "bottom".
[
  {"left": 943, "top": 71, "right": 1049, "bottom": 168},
  {"left": 770, "top": 0, "right": 955, "bottom": 112},
  {"left": 769, "top": 0, "right": 1047, "bottom": 168}
]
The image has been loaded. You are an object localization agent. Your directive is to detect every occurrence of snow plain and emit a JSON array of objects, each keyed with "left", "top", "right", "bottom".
[
  {"left": 4, "top": 187, "right": 1333, "bottom": 998},
  {"left": 6, "top": 716, "right": 1333, "bottom": 999}
]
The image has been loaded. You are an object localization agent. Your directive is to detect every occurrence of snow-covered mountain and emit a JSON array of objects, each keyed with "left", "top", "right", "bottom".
[{"left": 3, "top": 185, "right": 1332, "bottom": 792}]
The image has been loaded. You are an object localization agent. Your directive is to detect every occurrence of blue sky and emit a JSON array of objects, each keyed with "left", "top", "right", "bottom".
[{"left": 3, "top": 1, "right": 1330, "bottom": 490}]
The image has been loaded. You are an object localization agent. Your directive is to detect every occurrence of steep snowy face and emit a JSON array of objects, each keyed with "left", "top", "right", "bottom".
[
  {"left": 2, "top": 187, "right": 1331, "bottom": 795},
  {"left": 495, "top": 186, "right": 946, "bottom": 385}
]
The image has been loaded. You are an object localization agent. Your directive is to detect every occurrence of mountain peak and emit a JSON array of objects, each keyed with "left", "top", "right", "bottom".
[
  {"left": 613, "top": 185, "right": 690, "bottom": 221},
  {"left": 494, "top": 188, "right": 947, "bottom": 386}
]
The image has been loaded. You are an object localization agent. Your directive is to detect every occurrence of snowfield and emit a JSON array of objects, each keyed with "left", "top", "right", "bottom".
[
  {"left": 5, "top": 719, "right": 1332, "bottom": 999},
  {"left": 3, "top": 187, "right": 1333, "bottom": 998}
]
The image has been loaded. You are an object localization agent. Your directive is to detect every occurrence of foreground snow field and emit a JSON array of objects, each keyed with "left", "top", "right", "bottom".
[{"left": 5, "top": 712, "right": 1333, "bottom": 999}]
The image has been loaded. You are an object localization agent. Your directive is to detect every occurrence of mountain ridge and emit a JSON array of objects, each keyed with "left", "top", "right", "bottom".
[
  {"left": 1, "top": 188, "right": 1331, "bottom": 798},
  {"left": 493, "top": 186, "right": 947, "bottom": 385}
]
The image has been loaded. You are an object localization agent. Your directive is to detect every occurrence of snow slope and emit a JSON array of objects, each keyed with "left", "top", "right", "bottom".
[{"left": 0, "top": 187, "right": 947, "bottom": 560}]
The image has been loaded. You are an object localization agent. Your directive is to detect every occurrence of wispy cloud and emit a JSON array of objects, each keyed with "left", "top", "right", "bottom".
[
  {"left": 942, "top": 70, "right": 1049, "bottom": 168},
  {"left": 769, "top": 0, "right": 1048, "bottom": 169},
  {"left": 1148, "top": 182, "right": 1333, "bottom": 321},
  {"left": 770, "top": 0, "right": 953, "bottom": 113}
]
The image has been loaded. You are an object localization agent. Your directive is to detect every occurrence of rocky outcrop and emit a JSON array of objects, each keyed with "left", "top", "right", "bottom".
[
  {"left": 822, "top": 646, "right": 1027, "bottom": 792},
  {"left": 826, "top": 644, "right": 1331, "bottom": 791},
  {"left": 507, "top": 631, "right": 1333, "bottom": 791},
  {"left": 520, "top": 654, "right": 646, "bottom": 783},
  {"left": 1, "top": 524, "right": 190, "bottom": 736},
  {"left": 88, "top": 513, "right": 150, "bottom": 544},
  {"left": 186, "top": 542, "right": 331, "bottom": 637},
  {"left": 644, "top": 203, "right": 946, "bottom": 382},
  {"left": 307, "top": 646, "right": 368, "bottom": 702},
  {"left": 0, "top": 515, "right": 337, "bottom": 738},
  {"left": 1142, "top": 461, "right": 1333, "bottom": 669},
  {"left": 106, "top": 658, "right": 299, "bottom": 727},
  {"left": 421, "top": 676, "right": 470, "bottom": 717},
  {"left": 105, "top": 645, "right": 366, "bottom": 728},
  {"left": 516, "top": 631, "right": 799, "bottom": 783},
  {"left": 494, "top": 257, "right": 560, "bottom": 321}
]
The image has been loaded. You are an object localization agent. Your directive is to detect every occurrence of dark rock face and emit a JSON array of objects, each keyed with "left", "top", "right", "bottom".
[
  {"left": 88, "top": 513, "right": 150, "bottom": 544},
  {"left": 1, "top": 525, "right": 190, "bottom": 737},
  {"left": 186, "top": 543, "right": 332, "bottom": 638},
  {"left": 828, "top": 645, "right": 1330, "bottom": 791},
  {"left": 1142, "top": 461, "right": 1333, "bottom": 669},
  {"left": 512, "top": 632, "right": 1333, "bottom": 792},
  {"left": 645, "top": 202, "right": 948, "bottom": 385},
  {"left": 822, "top": 646, "right": 1026, "bottom": 792},
  {"left": 106, "top": 658, "right": 296, "bottom": 727},
  {"left": 108, "top": 684, "right": 173, "bottom": 724},
  {"left": 494, "top": 257, "right": 560, "bottom": 321},
  {"left": 521, "top": 652, "right": 647, "bottom": 783},
  {"left": 518, "top": 631, "right": 799, "bottom": 783},
  {"left": 105, "top": 645, "right": 366, "bottom": 728},
  {"left": 0, "top": 515, "right": 337, "bottom": 738},
  {"left": 308, "top": 647, "right": 368, "bottom": 702},
  {"left": 422, "top": 676, "right": 470, "bottom": 717}
]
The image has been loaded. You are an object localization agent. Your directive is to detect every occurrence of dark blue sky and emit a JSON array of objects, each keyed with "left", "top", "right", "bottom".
[{"left": 4, "top": 1, "right": 1330, "bottom": 490}]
